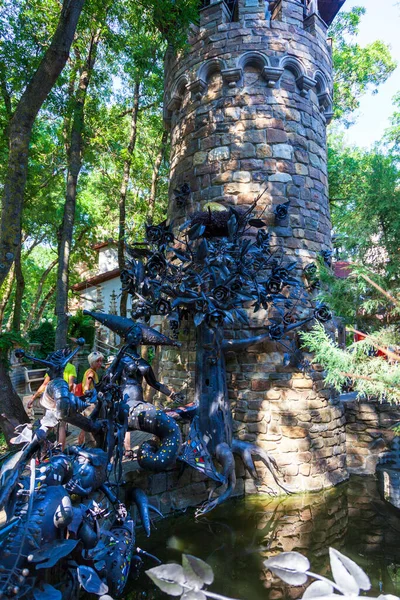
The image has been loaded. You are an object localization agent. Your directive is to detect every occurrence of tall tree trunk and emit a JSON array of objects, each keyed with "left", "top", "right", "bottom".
[
  {"left": 0, "top": 264, "right": 15, "bottom": 329},
  {"left": 32, "top": 285, "right": 56, "bottom": 330},
  {"left": 195, "top": 323, "right": 232, "bottom": 454},
  {"left": 23, "top": 258, "right": 58, "bottom": 334},
  {"left": 12, "top": 243, "right": 25, "bottom": 332},
  {"left": 55, "top": 30, "right": 101, "bottom": 349},
  {"left": 0, "top": 359, "right": 29, "bottom": 445},
  {"left": 0, "top": 0, "right": 85, "bottom": 290},
  {"left": 148, "top": 129, "right": 169, "bottom": 224},
  {"left": 118, "top": 81, "right": 140, "bottom": 317}
]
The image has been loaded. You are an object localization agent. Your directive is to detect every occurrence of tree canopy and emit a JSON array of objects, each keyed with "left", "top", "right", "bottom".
[{"left": 0, "top": 1, "right": 397, "bottom": 347}]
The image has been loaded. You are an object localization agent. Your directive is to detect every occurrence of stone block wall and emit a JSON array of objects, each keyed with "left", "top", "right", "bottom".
[{"left": 344, "top": 399, "right": 399, "bottom": 474}]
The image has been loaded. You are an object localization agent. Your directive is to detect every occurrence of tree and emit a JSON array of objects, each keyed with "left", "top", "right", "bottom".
[
  {"left": 0, "top": 0, "right": 85, "bottom": 289},
  {"left": 385, "top": 91, "right": 400, "bottom": 151},
  {"left": 114, "top": 203, "right": 331, "bottom": 514},
  {"left": 301, "top": 321, "right": 400, "bottom": 404},
  {"left": 330, "top": 7, "right": 397, "bottom": 124},
  {"left": 55, "top": 3, "right": 110, "bottom": 349},
  {"left": 0, "top": 332, "right": 29, "bottom": 444}
]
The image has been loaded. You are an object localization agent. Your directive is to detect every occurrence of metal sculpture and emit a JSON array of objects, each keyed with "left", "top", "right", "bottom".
[
  {"left": 95, "top": 198, "right": 332, "bottom": 515},
  {"left": 0, "top": 336, "right": 177, "bottom": 599},
  {"left": 82, "top": 313, "right": 183, "bottom": 472}
]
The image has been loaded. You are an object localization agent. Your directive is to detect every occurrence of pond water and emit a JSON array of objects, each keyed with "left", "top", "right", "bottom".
[{"left": 127, "top": 476, "right": 400, "bottom": 600}]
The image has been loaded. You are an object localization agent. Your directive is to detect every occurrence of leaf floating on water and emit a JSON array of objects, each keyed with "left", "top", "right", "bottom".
[
  {"left": 77, "top": 565, "right": 108, "bottom": 595},
  {"left": 183, "top": 554, "right": 214, "bottom": 586},
  {"left": 146, "top": 564, "right": 185, "bottom": 596},
  {"left": 33, "top": 583, "right": 62, "bottom": 600},
  {"left": 181, "top": 592, "right": 207, "bottom": 600},
  {"left": 329, "top": 548, "right": 371, "bottom": 595},
  {"left": 264, "top": 551, "right": 310, "bottom": 586},
  {"left": 302, "top": 580, "right": 334, "bottom": 598}
]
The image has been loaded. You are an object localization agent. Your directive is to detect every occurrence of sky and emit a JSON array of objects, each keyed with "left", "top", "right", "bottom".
[{"left": 339, "top": 0, "right": 400, "bottom": 147}]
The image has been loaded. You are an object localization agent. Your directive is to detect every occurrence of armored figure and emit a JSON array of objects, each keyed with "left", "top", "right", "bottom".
[{"left": 84, "top": 311, "right": 183, "bottom": 472}]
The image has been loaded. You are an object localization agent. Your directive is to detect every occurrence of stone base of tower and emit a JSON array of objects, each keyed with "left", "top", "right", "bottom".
[
  {"left": 229, "top": 349, "right": 348, "bottom": 493},
  {"left": 150, "top": 325, "right": 348, "bottom": 496}
]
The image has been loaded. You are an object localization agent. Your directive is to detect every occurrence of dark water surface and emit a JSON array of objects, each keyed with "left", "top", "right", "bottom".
[{"left": 127, "top": 476, "right": 400, "bottom": 600}]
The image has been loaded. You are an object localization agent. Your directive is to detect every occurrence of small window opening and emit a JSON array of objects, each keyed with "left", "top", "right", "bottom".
[{"left": 200, "top": 0, "right": 239, "bottom": 22}]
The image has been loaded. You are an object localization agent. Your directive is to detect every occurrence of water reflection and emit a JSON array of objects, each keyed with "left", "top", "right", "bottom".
[{"left": 127, "top": 476, "right": 400, "bottom": 599}]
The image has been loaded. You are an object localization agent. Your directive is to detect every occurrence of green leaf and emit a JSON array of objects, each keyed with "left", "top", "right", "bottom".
[
  {"left": 302, "top": 581, "right": 334, "bottom": 598},
  {"left": 146, "top": 564, "right": 186, "bottom": 596},
  {"left": 264, "top": 552, "right": 310, "bottom": 586},
  {"left": 329, "top": 548, "right": 370, "bottom": 594},
  {"left": 182, "top": 555, "right": 214, "bottom": 586},
  {"left": 181, "top": 592, "right": 207, "bottom": 600}
]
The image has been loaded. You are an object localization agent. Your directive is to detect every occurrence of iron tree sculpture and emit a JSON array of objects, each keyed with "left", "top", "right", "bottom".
[{"left": 90, "top": 200, "right": 331, "bottom": 514}]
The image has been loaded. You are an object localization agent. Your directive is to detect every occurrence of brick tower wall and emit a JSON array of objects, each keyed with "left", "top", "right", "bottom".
[{"left": 156, "top": 0, "right": 348, "bottom": 494}]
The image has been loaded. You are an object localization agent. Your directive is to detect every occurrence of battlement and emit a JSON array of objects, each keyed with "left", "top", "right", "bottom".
[{"left": 199, "top": 0, "right": 345, "bottom": 29}]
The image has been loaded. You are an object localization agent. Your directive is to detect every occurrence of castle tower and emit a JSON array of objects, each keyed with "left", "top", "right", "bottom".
[{"left": 162, "top": 0, "right": 348, "bottom": 493}]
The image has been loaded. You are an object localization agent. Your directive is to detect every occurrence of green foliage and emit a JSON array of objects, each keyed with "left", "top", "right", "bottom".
[
  {"left": 0, "top": 331, "right": 28, "bottom": 368},
  {"left": 385, "top": 91, "right": 400, "bottom": 151},
  {"left": 68, "top": 310, "right": 95, "bottom": 347},
  {"left": 329, "top": 8, "right": 397, "bottom": 123},
  {"left": 327, "top": 136, "right": 400, "bottom": 325},
  {"left": 300, "top": 323, "right": 400, "bottom": 403},
  {"left": 0, "top": 0, "right": 397, "bottom": 339},
  {"left": 28, "top": 321, "right": 56, "bottom": 358},
  {"left": 316, "top": 259, "right": 400, "bottom": 330}
]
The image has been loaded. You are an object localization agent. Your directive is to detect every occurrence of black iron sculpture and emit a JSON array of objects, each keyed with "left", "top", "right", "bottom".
[
  {"left": 82, "top": 313, "right": 183, "bottom": 472},
  {"left": 89, "top": 198, "right": 331, "bottom": 516},
  {"left": 0, "top": 196, "right": 332, "bottom": 597},
  {"left": 0, "top": 337, "right": 175, "bottom": 599}
]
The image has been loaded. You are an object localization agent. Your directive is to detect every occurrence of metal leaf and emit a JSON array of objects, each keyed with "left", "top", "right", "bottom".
[
  {"left": 33, "top": 539, "right": 79, "bottom": 569},
  {"left": 146, "top": 564, "right": 185, "bottom": 596},
  {"left": 302, "top": 581, "right": 334, "bottom": 598},
  {"left": 77, "top": 565, "right": 108, "bottom": 595},
  {"left": 248, "top": 218, "right": 267, "bottom": 228},
  {"left": 33, "top": 583, "right": 62, "bottom": 600},
  {"left": 0, "top": 449, "right": 23, "bottom": 482},
  {"left": 194, "top": 313, "right": 205, "bottom": 328},
  {"left": 286, "top": 261, "right": 297, "bottom": 271},
  {"left": 264, "top": 552, "right": 310, "bottom": 586},
  {"left": 196, "top": 239, "right": 208, "bottom": 261},
  {"left": 227, "top": 214, "right": 237, "bottom": 238},
  {"left": 329, "top": 548, "right": 370, "bottom": 594},
  {"left": 183, "top": 555, "right": 214, "bottom": 586},
  {"left": 188, "top": 223, "right": 205, "bottom": 240}
]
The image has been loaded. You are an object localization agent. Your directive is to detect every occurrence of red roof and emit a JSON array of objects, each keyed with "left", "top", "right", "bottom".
[
  {"left": 72, "top": 268, "right": 121, "bottom": 292},
  {"left": 93, "top": 240, "right": 117, "bottom": 251},
  {"left": 333, "top": 261, "right": 352, "bottom": 279}
]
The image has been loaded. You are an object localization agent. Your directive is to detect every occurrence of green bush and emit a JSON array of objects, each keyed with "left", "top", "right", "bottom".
[
  {"left": 68, "top": 310, "right": 95, "bottom": 348},
  {"left": 0, "top": 331, "right": 28, "bottom": 368},
  {"left": 28, "top": 321, "right": 56, "bottom": 358}
]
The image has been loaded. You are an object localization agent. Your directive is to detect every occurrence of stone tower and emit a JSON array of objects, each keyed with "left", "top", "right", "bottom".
[{"left": 161, "top": 0, "right": 348, "bottom": 494}]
